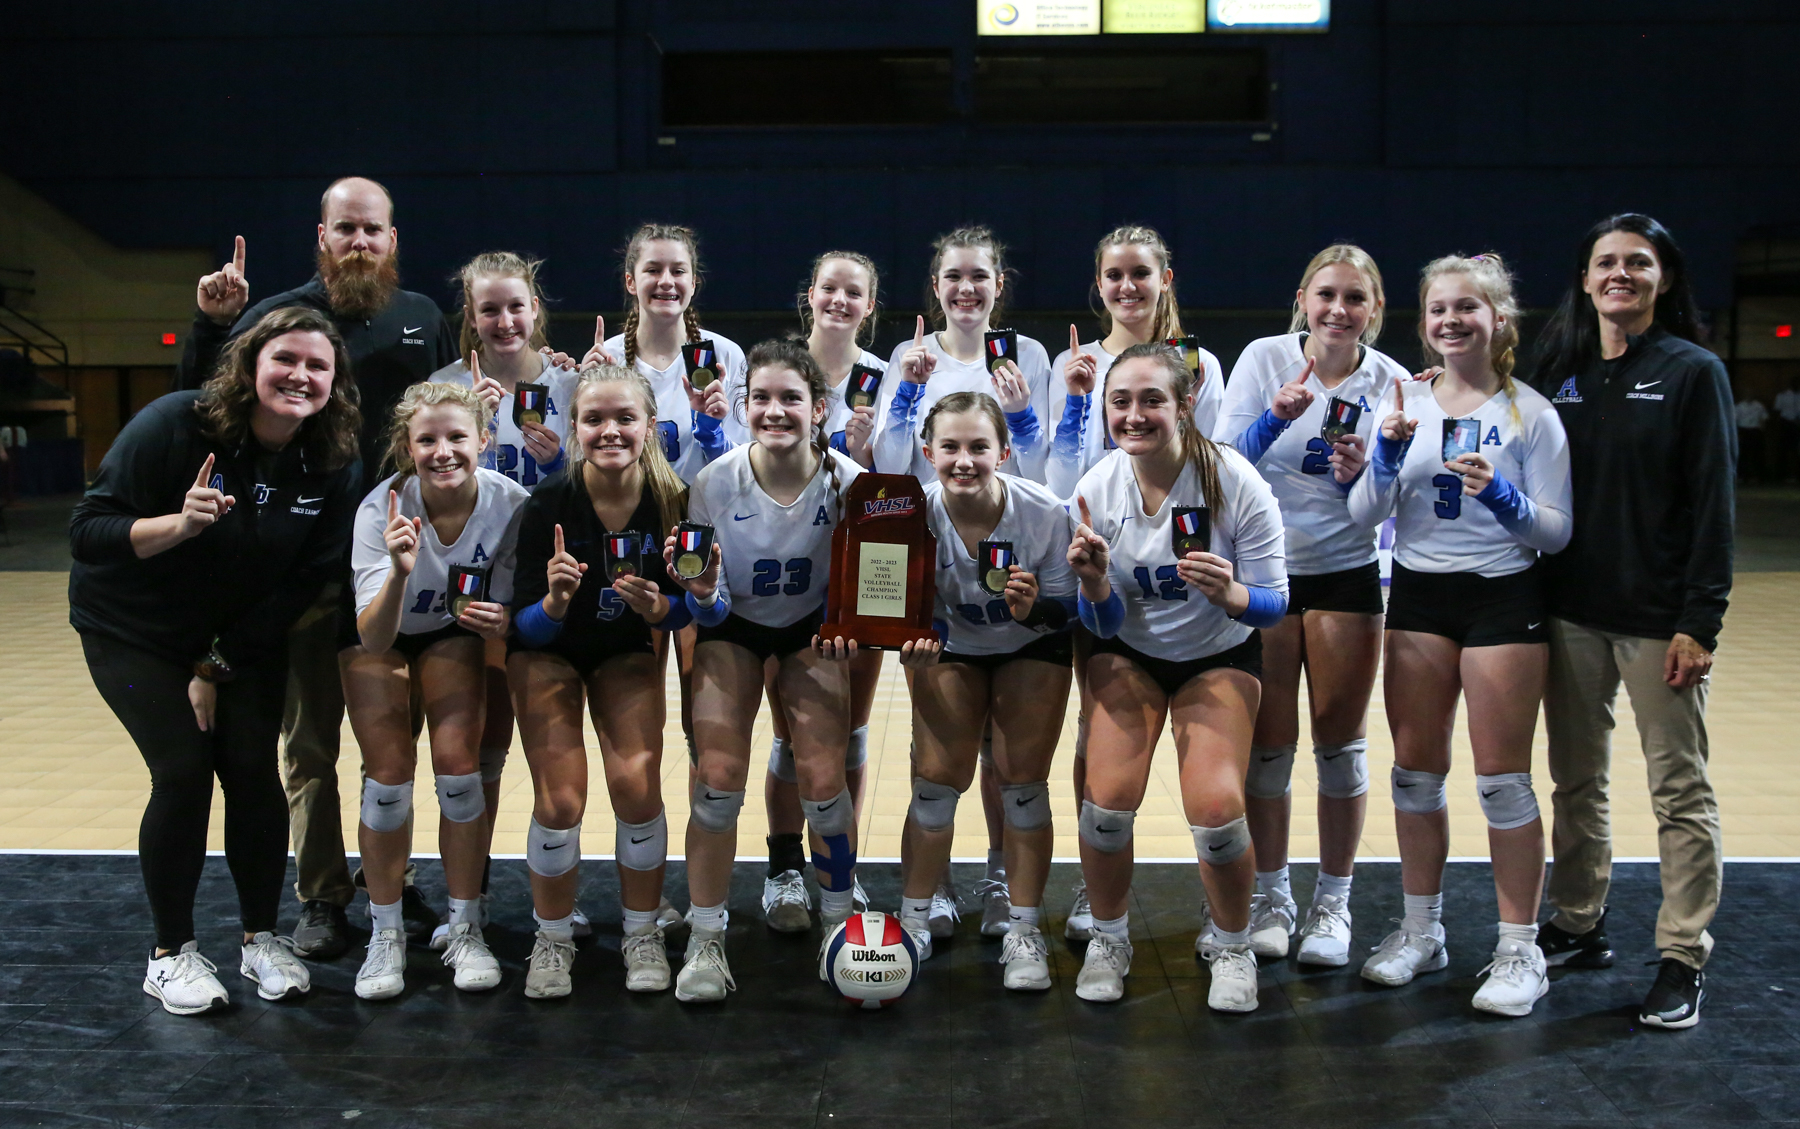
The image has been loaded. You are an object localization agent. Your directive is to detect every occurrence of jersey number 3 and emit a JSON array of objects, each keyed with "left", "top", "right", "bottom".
[
  {"left": 751, "top": 558, "right": 812, "bottom": 597},
  {"left": 1431, "top": 473, "right": 1463, "bottom": 519}
]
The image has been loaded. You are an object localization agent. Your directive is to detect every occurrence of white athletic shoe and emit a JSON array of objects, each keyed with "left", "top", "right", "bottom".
[
  {"left": 900, "top": 917, "right": 934, "bottom": 964},
  {"left": 430, "top": 896, "right": 490, "bottom": 952},
  {"left": 1000, "top": 925, "right": 1051, "bottom": 991},
  {"left": 1065, "top": 882, "right": 1094, "bottom": 941},
  {"left": 622, "top": 928, "right": 671, "bottom": 993},
  {"left": 1296, "top": 895, "right": 1354, "bottom": 967},
  {"left": 570, "top": 906, "right": 592, "bottom": 939},
  {"left": 976, "top": 876, "right": 1012, "bottom": 937},
  {"left": 852, "top": 876, "right": 870, "bottom": 914},
  {"left": 1472, "top": 938, "right": 1549, "bottom": 1017},
  {"left": 656, "top": 896, "right": 684, "bottom": 932},
  {"left": 675, "top": 928, "right": 735, "bottom": 1003},
  {"left": 1361, "top": 922, "right": 1449, "bottom": 987},
  {"left": 1206, "top": 943, "right": 1260, "bottom": 1013},
  {"left": 1075, "top": 932, "right": 1132, "bottom": 1003},
  {"left": 1193, "top": 898, "right": 1222, "bottom": 959},
  {"left": 928, "top": 880, "right": 961, "bottom": 938},
  {"left": 355, "top": 928, "right": 408, "bottom": 1001},
  {"left": 762, "top": 870, "right": 812, "bottom": 933},
  {"left": 143, "top": 942, "right": 228, "bottom": 1015},
  {"left": 524, "top": 931, "right": 576, "bottom": 999},
  {"left": 239, "top": 933, "right": 310, "bottom": 1001},
  {"left": 441, "top": 922, "right": 502, "bottom": 992},
  {"left": 1248, "top": 890, "right": 1298, "bottom": 959}
]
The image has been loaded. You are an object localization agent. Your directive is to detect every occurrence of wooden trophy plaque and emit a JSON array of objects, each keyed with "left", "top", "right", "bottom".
[{"left": 819, "top": 473, "right": 940, "bottom": 650}]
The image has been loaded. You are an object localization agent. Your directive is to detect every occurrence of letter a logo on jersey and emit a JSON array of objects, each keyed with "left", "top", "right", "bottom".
[
  {"left": 1484, "top": 426, "right": 1502, "bottom": 446},
  {"left": 209, "top": 473, "right": 225, "bottom": 492},
  {"left": 1554, "top": 377, "right": 1582, "bottom": 403},
  {"left": 813, "top": 505, "right": 831, "bottom": 526},
  {"left": 471, "top": 542, "right": 490, "bottom": 564}
]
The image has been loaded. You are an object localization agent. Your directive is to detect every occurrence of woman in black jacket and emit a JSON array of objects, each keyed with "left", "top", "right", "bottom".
[{"left": 70, "top": 305, "right": 362, "bottom": 1015}]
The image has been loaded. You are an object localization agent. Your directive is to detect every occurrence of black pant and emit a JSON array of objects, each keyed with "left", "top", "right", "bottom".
[{"left": 82, "top": 634, "right": 290, "bottom": 951}]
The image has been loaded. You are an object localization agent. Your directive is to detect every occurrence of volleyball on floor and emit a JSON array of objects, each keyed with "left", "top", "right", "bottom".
[{"left": 823, "top": 911, "right": 918, "bottom": 1008}]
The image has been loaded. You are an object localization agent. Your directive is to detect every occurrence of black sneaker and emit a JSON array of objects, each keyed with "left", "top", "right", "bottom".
[
  {"left": 1640, "top": 957, "right": 1705, "bottom": 1029},
  {"left": 400, "top": 884, "right": 439, "bottom": 942},
  {"left": 1538, "top": 909, "right": 1614, "bottom": 969},
  {"left": 291, "top": 900, "right": 350, "bottom": 960}
]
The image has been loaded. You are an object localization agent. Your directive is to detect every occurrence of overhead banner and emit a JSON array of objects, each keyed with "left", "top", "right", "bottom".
[
  {"left": 1207, "top": 0, "right": 1330, "bottom": 31},
  {"left": 977, "top": 0, "right": 1102, "bottom": 34},
  {"left": 1103, "top": 0, "right": 1205, "bottom": 33}
]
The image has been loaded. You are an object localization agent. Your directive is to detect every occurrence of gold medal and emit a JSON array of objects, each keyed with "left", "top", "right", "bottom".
[
  {"left": 984, "top": 567, "right": 1010, "bottom": 595},
  {"left": 451, "top": 595, "right": 473, "bottom": 619},
  {"left": 677, "top": 552, "right": 704, "bottom": 580}
]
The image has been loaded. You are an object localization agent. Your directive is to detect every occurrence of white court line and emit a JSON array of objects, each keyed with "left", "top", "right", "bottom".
[{"left": 4, "top": 849, "right": 1798, "bottom": 864}]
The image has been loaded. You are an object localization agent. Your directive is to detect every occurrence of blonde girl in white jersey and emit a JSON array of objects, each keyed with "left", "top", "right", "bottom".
[
  {"left": 758, "top": 252, "right": 888, "bottom": 931},
  {"left": 1347, "top": 254, "right": 1573, "bottom": 1018},
  {"left": 1211, "top": 245, "right": 1410, "bottom": 968}
]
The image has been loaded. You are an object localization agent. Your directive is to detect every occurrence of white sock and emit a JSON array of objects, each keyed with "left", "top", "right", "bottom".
[
  {"left": 1497, "top": 921, "right": 1539, "bottom": 950},
  {"left": 820, "top": 887, "right": 854, "bottom": 920},
  {"left": 370, "top": 898, "right": 403, "bottom": 935},
  {"left": 1008, "top": 905, "right": 1041, "bottom": 931},
  {"left": 1213, "top": 924, "right": 1251, "bottom": 947},
  {"left": 1402, "top": 892, "right": 1443, "bottom": 934},
  {"left": 621, "top": 907, "right": 659, "bottom": 937},
  {"left": 900, "top": 896, "right": 932, "bottom": 926},
  {"left": 1315, "top": 871, "right": 1353, "bottom": 903},
  {"left": 986, "top": 850, "right": 1005, "bottom": 879},
  {"left": 689, "top": 902, "right": 727, "bottom": 933},
  {"left": 1092, "top": 912, "right": 1129, "bottom": 942},
  {"left": 1256, "top": 866, "right": 1292, "bottom": 903},
  {"left": 448, "top": 897, "right": 479, "bottom": 927},
  {"left": 534, "top": 911, "right": 574, "bottom": 943}
]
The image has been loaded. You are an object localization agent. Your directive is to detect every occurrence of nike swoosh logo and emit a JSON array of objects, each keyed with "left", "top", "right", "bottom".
[
  {"left": 1322, "top": 751, "right": 1345, "bottom": 760},
  {"left": 377, "top": 798, "right": 398, "bottom": 805},
  {"left": 446, "top": 789, "right": 471, "bottom": 799},
  {"left": 543, "top": 841, "right": 567, "bottom": 850},
  {"left": 1014, "top": 796, "right": 1033, "bottom": 806},
  {"left": 1208, "top": 842, "right": 1228, "bottom": 851},
  {"left": 296, "top": 496, "right": 325, "bottom": 505},
  {"left": 1634, "top": 381, "right": 1661, "bottom": 390},
  {"left": 733, "top": 513, "right": 757, "bottom": 521},
  {"left": 1528, "top": 622, "right": 1542, "bottom": 630},
  {"left": 1396, "top": 782, "right": 1416, "bottom": 789},
  {"left": 1096, "top": 824, "right": 1118, "bottom": 833},
  {"left": 1481, "top": 789, "right": 1499, "bottom": 798},
  {"left": 817, "top": 799, "right": 840, "bottom": 812},
  {"left": 631, "top": 836, "right": 654, "bottom": 844},
  {"left": 404, "top": 326, "right": 423, "bottom": 334},
  {"left": 704, "top": 792, "right": 727, "bottom": 801},
  {"left": 1258, "top": 754, "right": 1283, "bottom": 762}
]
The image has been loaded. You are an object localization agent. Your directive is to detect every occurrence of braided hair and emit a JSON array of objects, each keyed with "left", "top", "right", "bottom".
[{"left": 620, "top": 223, "right": 704, "bottom": 368}]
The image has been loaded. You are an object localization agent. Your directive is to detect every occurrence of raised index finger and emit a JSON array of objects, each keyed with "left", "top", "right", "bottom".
[
  {"left": 1393, "top": 376, "right": 1404, "bottom": 412},
  {"left": 469, "top": 350, "right": 482, "bottom": 382},
  {"left": 194, "top": 453, "right": 215, "bottom": 490},
  {"left": 1077, "top": 494, "right": 1093, "bottom": 530},
  {"left": 388, "top": 489, "right": 400, "bottom": 522},
  {"left": 232, "top": 235, "right": 245, "bottom": 274},
  {"left": 554, "top": 523, "right": 565, "bottom": 556},
  {"left": 594, "top": 315, "right": 606, "bottom": 348},
  {"left": 1069, "top": 323, "right": 1080, "bottom": 356},
  {"left": 913, "top": 314, "right": 924, "bottom": 350}
]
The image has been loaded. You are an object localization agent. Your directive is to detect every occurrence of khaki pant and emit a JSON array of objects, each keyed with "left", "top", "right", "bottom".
[
  {"left": 1543, "top": 618, "right": 1722, "bottom": 968},
  {"left": 283, "top": 584, "right": 355, "bottom": 907}
]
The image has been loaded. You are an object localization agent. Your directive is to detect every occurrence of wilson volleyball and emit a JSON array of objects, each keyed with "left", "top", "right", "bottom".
[{"left": 823, "top": 911, "right": 918, "bottom": 1008}]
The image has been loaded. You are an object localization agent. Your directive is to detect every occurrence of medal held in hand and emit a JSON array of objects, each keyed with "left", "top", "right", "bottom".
[
  {"left": 674, "top": 522, "right": 714, "bottom": 581},
  {"left": 978, "top": 540, "right": 1015, "bottom": 596},
  {"left": 846, "top": 363, "right": 883, "bottom": 410},
  {"left": 447, "top": 566, "right": 490, "bottom": 619},
  {"left": 1172, "top": 506, "right": 1210, "bottom": 558},
  {"left": 1322, "top": 396, "right": 1363, "bottom": 444},
  {"left": 1442, "top": 417, "right": 1481, "bottom": 464},
  {"left": 984, "top": 329, "right": 1018, "bottom": 375},
  {"left": 513, "top": 383, "right": 549, "bottom": 428},
  {"left": 1164, "top": 334, "right": 1201, "bottom": 373},
  {"left": 605, "top": 532, "right": 644, "bottom": 581},
  {"left": 683, "top": 340, "right": 719, "bottom": 389}
]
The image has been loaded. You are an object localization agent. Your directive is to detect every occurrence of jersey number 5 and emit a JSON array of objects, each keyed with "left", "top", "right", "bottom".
[
  {"left": 751, "top": 558, "right": 813, "bottom": 597},
  {"left": 1431, "top": 473, "right": 1463, "bottom": 520}
]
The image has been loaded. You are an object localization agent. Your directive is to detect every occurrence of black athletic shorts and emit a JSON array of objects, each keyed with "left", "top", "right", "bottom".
[
  {"left": 1089, "top": 631, "right": 1263, "bottom": 698},
  {"left": 1385, "top": 562, "right": 1547, "bottom": 647},
  {"left": 1286, "top": 561, "right": 1384, "bottom": 617},
  {"left": 696, "top": 607, "right": 825, "bottom": 662},
  {"left": 940, "top": 630, "right": 1074, "bottom": 673},
  {"left": 336, "top": 587, "right": 481, "bottom": 658}
]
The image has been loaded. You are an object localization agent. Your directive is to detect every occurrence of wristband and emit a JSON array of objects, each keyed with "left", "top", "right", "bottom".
[{"left": 193, "top": 639, "right": 235, "bottom": 684}]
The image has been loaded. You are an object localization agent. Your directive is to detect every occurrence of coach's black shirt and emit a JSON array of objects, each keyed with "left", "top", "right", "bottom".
[
  {"left": 69, "top": 392, "right": 360, "bottom": 668},
  {"left": 177, "top": 277, "right": 457, "bottom": 490},
  {"left": 1532, "top": 326, "right": 1736, "bottom": 652}
]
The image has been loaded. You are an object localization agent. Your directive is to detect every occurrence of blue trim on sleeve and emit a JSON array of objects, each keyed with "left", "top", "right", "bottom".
[
  {"left": 1233, "top": 409, "right": 1292, "bottom": 464},
  {"left": 1053, "top": 394, "right": 1088, "bottom": 461},
  {"left": 692, "top": 412, "right": 726, "bottom": 457},
  {"left": 1474, "top": 469, "right": 1534, "bottom": 535},
  {"left": 1078, "top": 589, "right": 1125, "bottom": 638},
  {"left": 686, "top": 589, "right": 731, "bottom": 627},
  {"left": 829, "top": 430, "right": 848, "bottom": 453},
  {"left": 1232, "top": 585, "right": 1288, "bottom": 629},
  {"left": 1372, "top": 432, "right": 1409, "bottom": 479},
  {"left": 515, "top": 601, "right": 563, "bottom": 647},
  {"left": 1004, "top": 406, "right": 1042, "bottom": 451},
  {"left": 656, "top": 593, "right": 693, "bottom": 633},
  {"left": 887, "top": 379, "right": 926, "bottom": 429}
]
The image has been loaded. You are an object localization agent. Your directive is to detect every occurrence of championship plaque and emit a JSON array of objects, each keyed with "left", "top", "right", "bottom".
[
  {"left": 1322, "top": 396, "right": 1362, "bottom": 444},
  {"left": 983, "top": 329, "right": 1018, "bottom": 375},
  {"left": 513, "top": 383, "right": 550, "bottom": 428},
  {"left": 447, "top": 565, "right": 490, "bottom": 619},
  {"left": 674, "top": 522, "right": 714, "bottom": 580},
  {"left": 845, "top": 363, "right": 883, "bottom": 410},
  {"left": 1442, "top": 417, "right": 1480, "bottom": 464},
  {"left": 978, "top": 540, "right": 1015, "bottom": 596},
  {"left": 819, "top": 474, "right": 940, "bottom": 650},
  {"left": 1164, "top": 334, "right": 1201, "bottom": 373},
  {"left": 1172, "top": 506, "right": 1211, "bottom": 558},
  {"left": 605, "top": 532, "right": 644, "bottom": 581},
  {"left": 683, "top": 340, "right": 720, "bottom": 389}
]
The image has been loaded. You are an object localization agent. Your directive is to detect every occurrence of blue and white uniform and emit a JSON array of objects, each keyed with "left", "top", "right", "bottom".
[
  {"left": 873, "top": 331, "right": 1053, "bottom": 483},
  {"left": 601, "top": 330, "right": 748, "bottom": 484},
  {"left": 1046, "top": 340, "right": 1224, "bottom": 501},
  {"left": 926, "top": 475, "right": 1077, "bottom": 656},
  {"left": 428, "top": 354, "right": 580, "bottom": 490}
]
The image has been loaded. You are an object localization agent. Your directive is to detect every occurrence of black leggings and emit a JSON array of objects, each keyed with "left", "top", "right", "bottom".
[{"left": 81, "top": 634, "right": 290, "bottom": 951}]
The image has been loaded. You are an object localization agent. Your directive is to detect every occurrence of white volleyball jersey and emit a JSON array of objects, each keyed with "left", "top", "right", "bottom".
[
  {"left": 872, "top": 331, "right": 1053, "bottom": 483},
  {"left": 428, "top": 354, "right": 580, "bottom": 490},
  {"left": 926, "top": 474, "right": 1077, "bottom": 656},
  {"left": 689, "top": 444, "right": 864, "bottom": 628},
  {"left": 822, "top": 349, "right": 887, "bottom": 461},
  {"left": 352, "top": 468, "right": 529, "bottom": 635},
  {"left": 1074, "top": 446, "right": 1287, "bottom": 662},
  {"left": 1213, "top": 334, "right": 1411, "bottom": 576},
  {"left": 1347, "top": 378, "right": 1573, "bottom": 578},
  {"left": 1045, "top": 340, "right": 1224, "bottom": 501},
  {"left": 601, "top": 330, "right": 747, "bottom": 484}
]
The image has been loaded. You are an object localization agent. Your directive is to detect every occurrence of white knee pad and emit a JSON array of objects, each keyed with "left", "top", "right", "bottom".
[
  {"left": 435, "top": 772, "right": 487, "bottom": 824},
  {"left": 1244, "top": 742, "right": 1296, "bottom": 800},
  {"left": 614, "top": 811, "right": 668, "bottom": 872},
  {"left": 479, "top": 745, "right": 508, "bottom": 784},
  {"left": 1476, "top": 772, "right": 1540, "bottom": 830},
  {"left": 360, "top": 779, "right": 412, "bottom": 833},
  {"left": 689, "top": 782, "right": 745, "bottom": 834},
  {"left": 1314, "top": 739, "right": 1370, "bottom": 799},
  {"left": 1000, "top": 781, "right": 1051, "bottom": 832},
  {"left": 1078, "top": 800, "right": 1135, "bottom": 854},
  {"left": 909, "top": 779, "right": 961, "bottom": 833},
  {"left": 1391, "top": 766, "right": 1448, "bottom": 814},
  {"left": 802, "top": 787, "right": 856, "bottom": 838},
  {"left": 527, "top": 818, "right": 580, "bottom": 878},
  {"left": 1192, "top": 816, "right": 1251, "bottom": 866},
  {"left": 844, "top": 726, "right": 869, "bottom": 772},
  {"left": 767, "top": 736, "right": 797, "bottom": 784}
]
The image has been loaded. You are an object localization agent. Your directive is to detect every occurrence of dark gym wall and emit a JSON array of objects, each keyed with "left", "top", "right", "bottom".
[{"left": 4, "top": 0, "right": 1795, "bottom": 328}]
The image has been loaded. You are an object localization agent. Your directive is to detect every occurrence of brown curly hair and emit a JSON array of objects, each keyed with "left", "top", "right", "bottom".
[{"left": 196, "top": 306, "right": 361, "bottom": 471}]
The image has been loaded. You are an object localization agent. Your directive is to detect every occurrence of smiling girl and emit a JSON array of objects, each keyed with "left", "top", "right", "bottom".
[
  {"left": 1347, "top": 253, "right": 1572, "bottom": 1017},
  {"left": 342, "top": 382, "right": 528, "bottom": 1001}
]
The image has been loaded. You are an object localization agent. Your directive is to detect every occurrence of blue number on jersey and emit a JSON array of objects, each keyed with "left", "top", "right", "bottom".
[
  {"left": 1131, "top": 564, "right": 1188, "bottom": 601},
  {"left": 494, "top": 444, "right": 541, "bottom": 487},
  {"left": 1432, "top": 473, "right": 1463, "bottom": 519},
  {"left": 751, "top": 558, "right": 813, "bottom": 597},
  {"left": 595, "top": 588, "right": 625, "bottom": 621},
  {"left": 957, "top": 599, "right": 1012, "bottom": 626},
  {"left": 409, "top": 589, "right": 436, "bottom": 614},
  {"left": 659, "top": 421, "right": 680, "bottom": 463},
  {"left": 1301, "top": 436, "right": 1332, "bottom": 476}
]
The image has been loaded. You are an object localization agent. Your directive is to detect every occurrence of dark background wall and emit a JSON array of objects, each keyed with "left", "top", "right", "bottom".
[{"left": 5, "top": 0, "right": 1796, "bottom": 366}]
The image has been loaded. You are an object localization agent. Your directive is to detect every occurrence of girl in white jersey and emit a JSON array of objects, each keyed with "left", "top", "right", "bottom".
[
  {"left": 896, "top": 392, "right": 1077, "bottom": 990},
  {"left": 873, "top": 226, "right": 1052, "bottom": 482},
  {"left": 341, "top": 382, "right": 528, "bottom": 1001},
  {"left": 760, "top": 252, "right": 888, "bottom": 932},
  {"left": 660, "top": 339, "right": 863, "bottom": 1003},
  {"left": 1212, "top": 245, "right": 1410, "bottom": 968},
  {"left": 1066, "top": 343, "right": 1288, "bottom": 1013},
  {"left": 1347, "top": 254, "right": 1572, "bottom": 1017}
]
